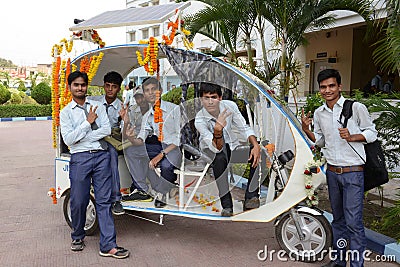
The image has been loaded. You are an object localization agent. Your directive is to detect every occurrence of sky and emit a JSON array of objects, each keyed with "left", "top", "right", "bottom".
[{"left": 0, "top": 0, "right": 127, "bottom": 66}]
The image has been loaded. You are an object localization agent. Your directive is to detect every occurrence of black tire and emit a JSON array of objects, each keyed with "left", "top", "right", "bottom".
[
  {"left": 63, "top": 190, "right": 99, "bottom": 236},
  {"left": 275, "top": 210, "right": 332, "bottom": 262}
]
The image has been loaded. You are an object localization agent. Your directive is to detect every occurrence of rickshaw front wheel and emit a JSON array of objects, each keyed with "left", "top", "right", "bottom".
[
  {"left": 275, "top": 210, "right": 332, "bottom": 262},
  {"left": 63, "top": 190, "right": 99, "bottom": 236}
]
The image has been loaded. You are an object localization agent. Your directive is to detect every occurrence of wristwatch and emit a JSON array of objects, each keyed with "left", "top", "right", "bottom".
[{"left": 161, "top": 150, "right": 166, "bottom": 157}]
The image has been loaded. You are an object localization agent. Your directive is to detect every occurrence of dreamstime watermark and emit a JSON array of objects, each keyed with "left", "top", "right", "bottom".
[{"left": 257, "top": 239, "right": 396, "bottom": 263}]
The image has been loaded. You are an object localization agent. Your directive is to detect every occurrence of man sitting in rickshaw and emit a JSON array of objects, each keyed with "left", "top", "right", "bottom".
[
  {"left": 122, "top": 77, "right": 181, "bottom": 208},
  {"left": 120, "top": 86, "right": 153, "bottom": 202},
  {"left": 195, "top": 83, "right": 261, "bottom": 217}
]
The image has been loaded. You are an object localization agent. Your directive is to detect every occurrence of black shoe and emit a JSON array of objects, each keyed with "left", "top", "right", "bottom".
[
  {"left": 243, "top": 197, "right": 260, "bottom": 211},
  {"left": 71, "top": 239, "right": 85, "bottom": 251},
  {"left": 99, "top": 246, "right": 130, "bottom": 259},
  {"left": 221, "top": 208, "right": 233, "bottom": 217},
  {"left": 154, "top": 193, "right": 167, "bottom": 208},
  {"left": 112, "top": 201, "right": 125, "bottom": 215},
  {"left": 321, "top": 261, "right": 343, "bottom": 267},
  {"left": 122, "top": 190, "right": 153, "bottom": 202}
]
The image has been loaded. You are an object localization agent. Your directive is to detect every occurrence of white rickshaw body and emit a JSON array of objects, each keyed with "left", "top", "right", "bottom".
[{"left": 53, "top": 44, "right": 326, "bottom": 222}]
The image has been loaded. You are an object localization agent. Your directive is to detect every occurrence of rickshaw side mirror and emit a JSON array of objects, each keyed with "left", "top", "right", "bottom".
[{"left": 277, "top": 150, "right": 294, "bottom": 165}]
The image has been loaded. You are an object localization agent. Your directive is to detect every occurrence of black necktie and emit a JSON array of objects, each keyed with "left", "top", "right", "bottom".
[{"left": 77, "top": 103, "right": 108, "bottom": 150}]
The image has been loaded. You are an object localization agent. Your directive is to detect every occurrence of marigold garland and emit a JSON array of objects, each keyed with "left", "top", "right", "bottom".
[
  {"left": 154, "top": 91, "right": 163, "bottom": 141},
  {"left": 72, "top": 29, "right": 105, "bottom": 48},
  {"left": 87, "top": 52, "right": 104, "bottom": 85},
  {"left": 136, "top": 37, "right": 159, "bottom": 75},
  {"left": 51, "top": 38, "right": 74, "bottom": 57},
  {"left": 161, "top": 18, "right": 193, "bottom": 49},
  {"left": 50, "top": 30, "right": 104, "bottom": 148},
  {"left": 51, "top": 57, "right": 61, "bottom": 148}
]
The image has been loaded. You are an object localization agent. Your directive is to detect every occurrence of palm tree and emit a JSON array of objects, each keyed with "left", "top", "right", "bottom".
[
  {"left": 184, "top": 0, "right": 257, "bottom": 70},
  {"left": 258, "top": 0, "right": 372, "bottom": 99},
  {"left": 183, "top": 0, "right": 372, "bottom": 100},
  {"left": 372, "top": 0, "right": 400, "bottom": 75}
]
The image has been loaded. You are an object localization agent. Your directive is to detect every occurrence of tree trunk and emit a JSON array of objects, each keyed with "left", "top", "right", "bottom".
[
  {"left": 279, "top": 30, "right": 288, "bottom": 101},
  {"left": 245, "top": 34, "right": 255, "bottom": 73},
  {"left": 258, "top": 29, "right": 270, "bottom": 85}
]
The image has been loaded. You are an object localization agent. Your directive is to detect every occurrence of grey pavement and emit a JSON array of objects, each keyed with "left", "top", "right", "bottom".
[{"left": 0, "top": 120, "right": 398, "bottom": 267}]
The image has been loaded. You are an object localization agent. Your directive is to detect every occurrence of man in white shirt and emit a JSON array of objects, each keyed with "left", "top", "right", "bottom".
[
  {"left": 121, "top": 77, "right": 181, "bottom": 208},
  {"left": 120, "top": 87, "right": 153, "bottom": 202},
  {"left": 302, "top": 69, "right": 377, "bottom": 267},
  {"left": 194, "top": 83, "right": 261, "bottom": 217},
  {"left": 60, "top": 71, "right": 129, "bottom": 259}
]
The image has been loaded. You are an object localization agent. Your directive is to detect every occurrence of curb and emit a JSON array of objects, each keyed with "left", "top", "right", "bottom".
[
  {"left": 324, "top": 212, "right": 400, "bottom": 263},
  {"left": 0, "top": 116, "right": 52, "bottom": 122}
]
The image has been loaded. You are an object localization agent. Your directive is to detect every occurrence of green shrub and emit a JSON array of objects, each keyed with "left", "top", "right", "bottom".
[
  {"left": 161, "top": 86, "right": 196, "bottom": 105},
  {"left": 17, "top": 82, "right": 27, "bottom": 92},
  {"left": 161, "top": 86, "right": 183, "bottom": 105},
  {"left": 0, "top": 104, "right": 51, "bottom": 118},
  {"left": 8, "top": 92, "right": 22, "bottom": 104},
  {"left": 0, "top": 84, "right": 11, "bottom": 104},
  {"left": 21, "top": 94, "right": 38, "bottom": 105},
  {"left": 301, "top": 93, "right": 324, "bottom": 117},
  {"left": 31, "top": 82, "right": 51, "bottom": 104},
  {"left": 87, "top": 86, "right": 104, "bottom": 96}
]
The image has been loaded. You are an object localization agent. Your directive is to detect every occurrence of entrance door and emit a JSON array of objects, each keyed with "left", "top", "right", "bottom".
[{"left": 311, "top": 60, "right": 335, "bottom": 93}]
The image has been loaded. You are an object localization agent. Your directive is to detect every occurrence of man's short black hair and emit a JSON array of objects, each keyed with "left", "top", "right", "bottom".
[
  {"left": 142, "top": 77, "right": 162, "bottom": 91},
  {"left": 128, "top": 80, "right": 135, "bottom": 89},
  {"left": 317, "top": 69, "right": 341, "bottom": 85},
  {"left": 104, "top": 71, "right": 123, "bottom": 86},
  {"left": 199, "top": 82, "right": 222, "bottom": 97},
  {"left": 68, "top": 71, "right": 88, "bottom": 86}
]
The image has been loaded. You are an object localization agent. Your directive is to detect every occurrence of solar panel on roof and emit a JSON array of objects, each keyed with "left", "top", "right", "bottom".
[{"left": 69, "top": 2, "right": 191, "bottom": 31}]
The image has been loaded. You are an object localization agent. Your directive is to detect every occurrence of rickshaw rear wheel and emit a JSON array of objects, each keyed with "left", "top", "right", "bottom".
[
  {"left": 63, "top": 190, "right": 99, "bottom": 236},
  {"left": 275, "top": 211, "right": 332, "bottom": 262}
]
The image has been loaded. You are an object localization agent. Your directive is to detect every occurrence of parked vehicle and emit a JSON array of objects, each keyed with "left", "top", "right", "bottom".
[{"left": 48, "top": 43, "right": 331, "bottom": 262}]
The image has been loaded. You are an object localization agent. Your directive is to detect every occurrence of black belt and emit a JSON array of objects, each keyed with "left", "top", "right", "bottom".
[
  {"left": 87, "top": 149, "right": 105, "bottom": 153},
  {"left": 327, "top": 164, "right": 364, "bottom": 174}
]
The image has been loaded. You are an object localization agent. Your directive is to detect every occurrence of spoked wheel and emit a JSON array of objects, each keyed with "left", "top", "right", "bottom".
[
  {"left": 63, "top": 190, "right": 99, "bottom": 236},
  {"left": 275, "top": 210, "right": 332, "bottom": 262}
]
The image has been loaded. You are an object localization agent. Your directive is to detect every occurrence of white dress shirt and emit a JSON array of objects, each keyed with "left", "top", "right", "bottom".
[
  {"left": 89, "top": 95, "right": 122, "bottom": 129},
  {"left": 313, "top": 96, "right": 377, "bottom": 166},
  {"left": 137, "top": 100, "right": 181, "bottom": 146},
  {"left": 60, "top": 98, "right": 111, "bottom": 154},
  {"left": 195, "top": 100, "right": 255, "bottom": 153}
]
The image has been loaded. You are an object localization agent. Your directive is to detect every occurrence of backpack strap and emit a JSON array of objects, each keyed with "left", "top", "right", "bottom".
[{"left": 339, "top": 100, "right": 355, "bottom": 128}]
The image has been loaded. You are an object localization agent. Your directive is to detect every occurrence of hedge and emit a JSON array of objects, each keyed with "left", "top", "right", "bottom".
[{"left": 0, "top": 104, "right": 52, "bottom": 118}]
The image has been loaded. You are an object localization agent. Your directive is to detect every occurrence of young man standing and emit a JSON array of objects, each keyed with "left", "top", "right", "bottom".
[
  {"left": 89, "top": 71, "right": 125, "bottom": 215},
  {"left": 301, "top": 69, "right": 377, "bottom": 267},
  {"left": 194, "top": 83, "right": 261, "bottom": 217},
  {"left": 60, "top": 71, "right": 129, "bottom": 259}
]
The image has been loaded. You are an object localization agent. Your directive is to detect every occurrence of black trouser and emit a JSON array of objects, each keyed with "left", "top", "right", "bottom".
[{"left": 212, "top": 144, "right": 259, "bottom": 209}]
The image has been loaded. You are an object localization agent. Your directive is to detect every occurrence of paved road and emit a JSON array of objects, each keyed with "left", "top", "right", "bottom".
[{"left": 0, "top": 121, "right": 397, "bottom": 267}]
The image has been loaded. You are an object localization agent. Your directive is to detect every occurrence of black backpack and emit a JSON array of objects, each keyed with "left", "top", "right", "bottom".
[{"left": 339, "top": 100, "right": 389, "bottom": 191}]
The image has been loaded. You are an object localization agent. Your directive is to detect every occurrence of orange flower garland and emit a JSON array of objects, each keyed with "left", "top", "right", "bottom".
[
  {"left": 51, "top": 57, "right": 61, "bottom": 148},
  {"left": 161, "top": 16, "right": 193, "bottom": 49},
  {"left": 72, "top": 29, "right": 105, "bottom": 48},
  {"left": 136, "top": 37, "right": 159, "bottom": 75},
  {"left": 60, "top": 58, "right": 72, "bottom": 108},
  {"left": 162, "top": 19, "right": 178, "bottom": 45},
  {"left": 154, "top": 91, "right": 163, "bottom": 141},
  {"left": 79, "top": 56, "right": 90, "bottom": 73}
]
